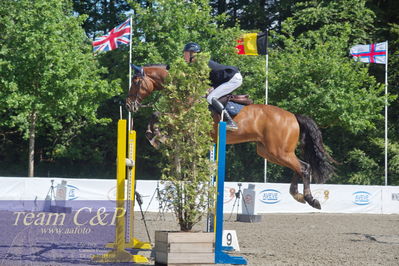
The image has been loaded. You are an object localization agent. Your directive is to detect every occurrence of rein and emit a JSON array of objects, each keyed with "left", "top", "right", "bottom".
[{"left": 128, "top": 65, "right": 167, "bottom": 113}]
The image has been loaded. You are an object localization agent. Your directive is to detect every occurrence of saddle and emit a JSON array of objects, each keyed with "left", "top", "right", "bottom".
[
  {"left": 210, "top": 94, "right": 253, "bottom": 117},
  {"left": 219, "top": 94, "right": 253, "bottom": 106}
]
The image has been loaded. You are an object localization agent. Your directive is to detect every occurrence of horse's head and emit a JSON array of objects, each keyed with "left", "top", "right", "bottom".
[{"left": 126, "top": 64, "right": 168, "bottom": 113}]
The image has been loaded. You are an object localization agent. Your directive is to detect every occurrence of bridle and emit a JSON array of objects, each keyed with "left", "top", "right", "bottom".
[
  {"left": 127, "top": 64, "right": 168, "bottom": 112},
  {"left": 127, "top": 66, "right": 155, "bottom": 112}
]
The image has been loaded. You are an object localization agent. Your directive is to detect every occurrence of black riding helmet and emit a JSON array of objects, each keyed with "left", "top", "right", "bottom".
[{"left": 183, "top": 42, "right": 201, "bottom": 53}]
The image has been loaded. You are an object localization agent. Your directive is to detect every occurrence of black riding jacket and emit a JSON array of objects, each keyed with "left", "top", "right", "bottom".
[{"left": 208, "top": 60, "right": 239, "bottom": 88}]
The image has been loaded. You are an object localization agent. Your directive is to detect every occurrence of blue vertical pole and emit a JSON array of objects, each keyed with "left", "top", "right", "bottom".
[
  {"left": 215, "top": 122, "right": 226, "bottom": 253},
  {"left": 214, "top": 121, "right": 247, "bottom": 265}
]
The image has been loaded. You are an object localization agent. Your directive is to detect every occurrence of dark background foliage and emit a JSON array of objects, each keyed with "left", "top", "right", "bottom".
[{"left": 0, "top": 0, "right": 398, "bottom": 186}]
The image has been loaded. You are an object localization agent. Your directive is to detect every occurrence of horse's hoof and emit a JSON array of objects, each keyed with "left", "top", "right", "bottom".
[
  {"left": 305, "top": 195, "right": 321, "bottom": 210},
  {"left": 312, "top": 199, "right": 321, "bottom": 210},
  {"left": 293, "top": 193, "right": 306, "bottom": 204},
  {"left": 145, "top": 131, "right": 154, "bottom": 140},
  {"left": 149, "top": 138, "right": 160, "bottom": 149}
]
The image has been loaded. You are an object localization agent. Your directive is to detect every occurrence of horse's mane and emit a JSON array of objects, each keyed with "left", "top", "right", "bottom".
[
  {"left": 143, "top": 64, "right": 169, "bottom": 70},
  {"left": 139, "top": 64, "right": 169, "bottom": 85}
]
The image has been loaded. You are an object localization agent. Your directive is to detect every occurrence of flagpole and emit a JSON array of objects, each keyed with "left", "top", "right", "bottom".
[
  {"left": 384, "top": 41, "right": 388, "bottom": 186},
  {"left": 264, "top": 29, "right": 269, "bottom": 183},
  {"left": 128, "top": 16, "right": 133, "bottom": 90},
  {"left": 128, "top": 16, "right": 133, "bottom": 131}
]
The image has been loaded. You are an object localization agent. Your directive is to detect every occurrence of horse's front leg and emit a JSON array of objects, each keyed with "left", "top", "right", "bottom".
[
  {"left": 145, "top": 112, "right": 165, "bottom": 149},
  {"left": 145, "top": 123, "right": 155, "bottom": 142},
  {"left": 300, "top": 160, "right": 321, "bottom": 209},
  {"left": 153, "top": 125, "right": 167, "bottom": 144}
]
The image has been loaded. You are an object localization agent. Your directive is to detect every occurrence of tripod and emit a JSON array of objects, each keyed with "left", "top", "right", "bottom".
[
  {"left": 145, "top": 181, "right": 167, "bottom": 221},
  {"left": 43, "top": 180, "right": 56, "bottom": 211},
  {"left": 135, "top": 191, "right": 152, "bottom": 243},
  {"left": 227, "top": 183, "right": 252, "bottom": 222}
]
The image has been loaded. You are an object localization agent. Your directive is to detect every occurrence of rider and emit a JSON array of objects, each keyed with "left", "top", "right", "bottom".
[{"left": 183, "top": 42, "right": 242, "bottom": 131}]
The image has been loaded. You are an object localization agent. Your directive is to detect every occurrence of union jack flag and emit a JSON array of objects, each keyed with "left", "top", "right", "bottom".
[
  {"left": 350, "top": 42, "right": 387, "bottom": 64},
  {"left": 92, "top": 18, "right": 131, "bottom": 53}
]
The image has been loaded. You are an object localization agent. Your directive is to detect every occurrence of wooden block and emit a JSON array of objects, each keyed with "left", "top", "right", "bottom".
[
  {"left": 155, "top": 241, "right": 214, "bottom": 253},
  {"left": 155, "top": 262, "right": 230, "bottom": 266},
  {"left": 155, "top": 231, "right": 214, "bottom": 243},
  {"left": 155, "top": 231, "right": 169, "bottom": 242},
  {"left": 156, "top": 251, "right": 215, "bottom": 264},
  {"left": 155, "top": 231, "right": 215, "bottom": 265},
  {"left": 169, "top": 242, "right": 214, "bottom": 253}
]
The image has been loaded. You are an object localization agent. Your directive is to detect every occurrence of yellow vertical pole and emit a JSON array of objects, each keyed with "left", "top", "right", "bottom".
[
  {"left": 115, "top": 119, "right": 127, "bottom": 249},
  {"left": 126, "top": 129, "right": 135, "bottom": 245},
  {"left": 92, "top": 120, "right": 149, "bottom": 263},
  {"left": 126, "top": 129, "right": 151, "bottom": 249}
]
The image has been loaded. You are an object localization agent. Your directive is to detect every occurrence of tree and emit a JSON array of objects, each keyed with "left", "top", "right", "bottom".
[
  {"left": 158, "top": 54, "right": 214, "bottom": 231},
  {"left": 123, "top": 0, "right": 241, "bottom": 179},
  {"left": 366, "top": 0, "right": 399, "bottom": 185},
  {"left": 129, "top": 0, "right": 240, "bottom": 65},
  {"left": 209, "top": 0, "right": 309, "bottom": 32},
  {"left": 266, "top": 0, "right": 390, "bottom": 184},
  {"left": 72, "top": 0, "right": 131, "bottom": 39},
  {"left": 212, "top": 0, "right": 389, "bottom": 183},
  {"left": 0, "top": 0, "right": 118, "bottom": 177}
]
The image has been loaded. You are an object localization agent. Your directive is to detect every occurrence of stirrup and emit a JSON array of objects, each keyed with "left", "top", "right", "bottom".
[
  {"left": 226, "top": 121, "right": 238, "bottom": 131},
  {"left": 221, "top": 110, "right": 238, "bottom": 131}
]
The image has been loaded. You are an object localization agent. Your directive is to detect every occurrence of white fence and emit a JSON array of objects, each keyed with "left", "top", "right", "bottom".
[{"left": 0, "top": 177, "right": 398, "bottom": 214}]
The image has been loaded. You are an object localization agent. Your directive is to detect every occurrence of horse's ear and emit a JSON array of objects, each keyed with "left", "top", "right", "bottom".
[{"left": 131, "top": 64, "right": 144, "bottom": 76}]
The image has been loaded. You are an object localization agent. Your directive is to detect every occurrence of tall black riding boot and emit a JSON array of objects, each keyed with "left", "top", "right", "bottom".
[{"left": 211, "top": 98, "right": 238, "bottom": 131}]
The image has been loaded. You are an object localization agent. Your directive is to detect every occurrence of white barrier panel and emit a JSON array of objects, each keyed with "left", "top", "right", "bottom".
[
  {"left": 239, "top": 183, "right": 383, "bottom": 214},
  {"left": 0, "top": 177, "right": 114, "bottom": 201},
  {"left": 201, "top": 182, "right": 390, "bottom": 215},
  {"left": 0, "top": 177, "right": 116, "bottom": 211},
  {"left": 0, "top": 177, "right": 398, "bottom": 214},
  {"left": 382, "top": 186, "right": 399, "bottom": 214}
]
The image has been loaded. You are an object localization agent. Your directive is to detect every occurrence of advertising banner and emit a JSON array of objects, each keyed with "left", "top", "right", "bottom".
[
  {"left": 382, "top": 186, "right": 399, "bottom": 214},
  {"left": 0, "top": 177, "right": 397, "bottom": 214}
]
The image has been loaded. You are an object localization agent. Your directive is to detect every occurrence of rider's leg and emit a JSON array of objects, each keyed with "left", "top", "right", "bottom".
[
  {"left": 206, "top": 73, "right": 243, "bottom": 104},
  {"left": 207, "top": 73, "right": 242, "bottom": 131},
  {"left": 211, "top": 98, "right": 238, "bottom": 131}
]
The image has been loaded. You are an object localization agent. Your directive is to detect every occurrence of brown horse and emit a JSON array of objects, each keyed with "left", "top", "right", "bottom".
[{"left": 126, "top": 65, "right": 335, "bottom": 210}]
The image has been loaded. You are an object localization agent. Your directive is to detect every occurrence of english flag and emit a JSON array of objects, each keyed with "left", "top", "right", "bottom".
[{"left": 92, "top": 18, "right": 131, "bottom": 53}]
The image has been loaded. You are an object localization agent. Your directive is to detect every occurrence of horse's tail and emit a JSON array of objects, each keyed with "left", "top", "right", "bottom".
[{"left": 295, "top": 114, "right": 335, "bottom": 184}]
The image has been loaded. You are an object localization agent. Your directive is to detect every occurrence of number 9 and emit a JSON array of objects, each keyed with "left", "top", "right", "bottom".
[{"left": 226, "top": 232, "right": 232, "bottom": 245}]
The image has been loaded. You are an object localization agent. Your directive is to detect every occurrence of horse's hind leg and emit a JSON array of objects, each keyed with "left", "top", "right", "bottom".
[
  {"left": 290, "top": 173, "right": 305, "bottom": 204},
  {"left": 256, "top": 142, "right": 305, "bottom": 204},
  {"left": 300, "top": 160, "right": 321, "bottom": 210}
]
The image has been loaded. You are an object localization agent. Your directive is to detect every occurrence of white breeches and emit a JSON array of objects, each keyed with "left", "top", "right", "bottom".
[{"left": 206, "top": 73, "right": 243, "bottom": 104}]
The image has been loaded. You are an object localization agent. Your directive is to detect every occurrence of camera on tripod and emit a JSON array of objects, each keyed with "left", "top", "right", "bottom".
[
  {"left": 229, "top": 183, "right": 262, "bottom": 223},
  {"left": 43, "top": 179, "right": 71, "bottom": 213},
  {"left": 235, "top": 183, "right": 242, "bottom": 198}
]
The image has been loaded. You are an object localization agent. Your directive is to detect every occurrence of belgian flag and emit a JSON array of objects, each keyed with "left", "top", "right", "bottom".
[{"left": 236, "top": 31, "right": 268, "bottom": 55}]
